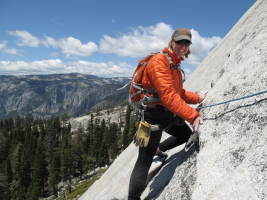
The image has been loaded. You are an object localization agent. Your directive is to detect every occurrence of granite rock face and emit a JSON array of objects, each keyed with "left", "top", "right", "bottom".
[
  {"left": 69, "top": 105, "right": 127, "bottom": 132},
  {"left": 79, "top": 1, "right": 267, "bottom": 199},
  {"left": 0, "top": 73, "right": 129, "bottom": 118}
]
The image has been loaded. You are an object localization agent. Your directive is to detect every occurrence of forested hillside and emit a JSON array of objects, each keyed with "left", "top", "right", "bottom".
[{"left": 0, "top": 105, "right": 136, "bottom": 200}]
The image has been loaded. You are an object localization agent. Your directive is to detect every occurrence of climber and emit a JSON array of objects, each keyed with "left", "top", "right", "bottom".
[{"left": 128, "top": 28, "right": 206, "bottom": 200}]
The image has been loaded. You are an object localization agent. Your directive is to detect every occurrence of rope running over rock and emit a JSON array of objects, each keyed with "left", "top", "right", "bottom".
[{"left": 203, "top": 97, "right": 267, "bottom": 121}]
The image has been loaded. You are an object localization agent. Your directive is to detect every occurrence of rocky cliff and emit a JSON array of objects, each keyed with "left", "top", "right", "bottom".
[
  {"left": 69, "top": 105, "right": 127, "bottom": 132},
  {"left": 0, "top": 73, "right": 129, "bottom": 118},
  {"left": 79, "top": 0, "right": 267, "bottom": 199}
]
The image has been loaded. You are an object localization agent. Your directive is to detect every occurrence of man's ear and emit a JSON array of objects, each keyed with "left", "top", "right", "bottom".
[
  {"left": 168, "top": 40, "right": 174, "bottom": 50},
  {"left": 185, "top": 49, "right": 191, "bottom": 58}
]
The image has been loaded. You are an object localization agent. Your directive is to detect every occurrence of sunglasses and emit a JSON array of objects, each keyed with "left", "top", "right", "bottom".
[{"left": 175, "top": 40, "right": 191, "bottom": 47}]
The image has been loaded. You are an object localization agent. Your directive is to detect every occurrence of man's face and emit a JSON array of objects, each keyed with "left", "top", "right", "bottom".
[{"left": 172, "top": 40, "right": 191, "bottom": 58}]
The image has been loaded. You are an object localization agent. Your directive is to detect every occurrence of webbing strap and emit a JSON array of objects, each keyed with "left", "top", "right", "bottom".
[
  {"left": 129, "top": 90, "right": 142, "bottom": 98},
  {"left": 132, "top": 83, "right": 143, "bottom": 91},
  {"left": 132, "top": 83, "right": 157, "bottom": 94},
  {"left": 163, "top": 52, "right": 173, "bottom": 65},
  {"left": 116, "top": 81, "right": 131, "bottom": 91},
  {"left": 163, "top": 52, "right": 185, "bottom": 81},
  {"left": 163, "top": 52, "right": 180, "bottom": 70}
]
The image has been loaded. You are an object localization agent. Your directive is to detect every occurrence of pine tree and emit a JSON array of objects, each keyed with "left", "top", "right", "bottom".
[
  {"left": 61, "top": 112, "right": 70, "bottom": 125},
  {"left": 20, "top": 120, "right": 35, "bottom": 194},
  {"left": 93, "top": 118, "right": 103, "bottom": 166},
  {"left": 122, "top": 105, "right": 131, "bottom": 148},
  {"left": 0, "top": 172, "right": 9, "bottom": 200},
  {"left": 85, "top": 114, "right": 96, "bottom": 170},
  {"left": 0, "top": 129, "right": 7, "bottom": 165},
  {"left": 48, "top": 151, "right": 61, "bottom": 196},
  {"left": 52, "top": 116, "right": 61, "bottom": 147},
  {"left": 10, "top": 143, "right": 24, "bottom": 200},
  {"left": 60, "top": 128, "right": 74, "bottom": 193},
  {"left": 6, "top": 158, "right": 13, "bottom": 187},
  {"left": 72, "top": 127, "right": 85, "bottom": 179},
  {"left": 27, "top": 136, "right": 48, "bottom": 199},
  {"left": 108, "top": 123, "right": 119, "bottom": 161},
  {"left": 129, "top": 112, "right": 138, "bottom": 145},
  {"left": 4, "top": 118, "right": 14, "bottom": 132},
  {"left": 14, "top": 115, "right": 23, "bottom": 130},
  {"left": 26, "top": 180, "right": 39, "bottom": 200},
  {"left": 97, "top": 119, "right": 109, "bottom": 166},
  {"left": 85, "top": 114, "right": 94, "bottom": 157},
  {"left": 0, "top": 120, "right": 4, "bottom": 129}
]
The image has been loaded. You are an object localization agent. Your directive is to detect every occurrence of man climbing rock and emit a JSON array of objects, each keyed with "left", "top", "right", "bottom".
[{"left": 128, "top": 28, "right": 206, "bottom": 200}]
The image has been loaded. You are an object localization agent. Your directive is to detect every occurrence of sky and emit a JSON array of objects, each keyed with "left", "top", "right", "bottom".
[{"left": 0, "top": 0, "right": 256, "bottom": 77}]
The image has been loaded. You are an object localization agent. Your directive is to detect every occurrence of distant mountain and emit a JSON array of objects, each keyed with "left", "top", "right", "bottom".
[{"left": 0, "top": 73, "right": 130, "bottom": 119}]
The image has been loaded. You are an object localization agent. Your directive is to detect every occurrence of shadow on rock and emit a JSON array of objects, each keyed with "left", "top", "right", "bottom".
[{"left": 144, "top": 146, "right": 197, "bottom": 200}]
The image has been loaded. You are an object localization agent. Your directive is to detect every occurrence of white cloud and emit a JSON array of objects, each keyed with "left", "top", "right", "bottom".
[
  {"left": 0, "top": 41, "right": 20, "bottom": 55},
  {"left": 43, "top": 36, "right": 98, "bottom": 57},
  {"left": 9, "top": 30, "right": 98, "bottom": 57},
  {"left": 43, "top": 36, "right": 58, "bottom": 48},
  {"left": 187, "top": 29, "right": 222, "bottom": 65},
  {"left": 56, "top": 37, "right": 98, "bottom": 57},
  {"left": 5, "top": 24, "right": 222, "bottom": 76},
  {"left": 0, "top": 59, "right": 132, "bottom": 77},
  {"left": 8, "top": 30, "right": 40, "bottom": 47},
  {"left": 0, "top": 59, "right": 63, "bottom": 74},
  {"left": 99, "top": 23, "right": 222, "bottom": 67},
  {"left": 99, "top": 22, "right": 172, "bottom": 57},
  {"left": 7, "top": 25, "right": 222, "bottom": 67}
]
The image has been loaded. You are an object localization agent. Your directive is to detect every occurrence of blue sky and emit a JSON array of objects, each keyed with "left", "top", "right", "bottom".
[{"left": 0, "top": 0, "right": 255, "bottom": 77}]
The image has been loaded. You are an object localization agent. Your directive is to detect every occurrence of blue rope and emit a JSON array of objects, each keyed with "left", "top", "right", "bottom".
[{"left": 198, "top": 89, "right": 267, "bottom": 110}]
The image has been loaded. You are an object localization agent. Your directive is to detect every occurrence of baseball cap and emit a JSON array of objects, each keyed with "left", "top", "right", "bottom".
[{"left": 171, "top": 28, "right": 192, "bottom": 44}]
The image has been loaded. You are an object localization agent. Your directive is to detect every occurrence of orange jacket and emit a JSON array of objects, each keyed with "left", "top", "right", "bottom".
[{"left": 141, "top": 48, "right": 200, "bottom": 124}]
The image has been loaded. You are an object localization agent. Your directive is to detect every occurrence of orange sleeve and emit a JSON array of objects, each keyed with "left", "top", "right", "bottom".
[
  {"left": 180, "top": 89, "right": 200, "bottom": 104},
  {"left": 146, "top": 55, "right": 199, "bottom": 124}
]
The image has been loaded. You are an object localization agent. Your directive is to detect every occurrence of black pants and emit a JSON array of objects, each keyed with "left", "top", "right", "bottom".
[{"left": 128, "top": 106, "right": 192, "bottom": 200}]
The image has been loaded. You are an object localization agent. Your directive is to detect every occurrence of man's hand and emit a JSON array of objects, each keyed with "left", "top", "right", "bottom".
[{"left": 192, "top": 115, "right": 203, "bottom": 132}]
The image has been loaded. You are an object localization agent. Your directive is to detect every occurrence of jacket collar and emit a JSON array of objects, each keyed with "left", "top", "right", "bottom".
[{"left": 162, "top": 48, "right": 183, "bottom": 65}]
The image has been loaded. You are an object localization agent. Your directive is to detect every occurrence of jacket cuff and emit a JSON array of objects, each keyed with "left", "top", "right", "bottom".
[{"left": 187, "top": 109, "right": 200, "bottom": 124}]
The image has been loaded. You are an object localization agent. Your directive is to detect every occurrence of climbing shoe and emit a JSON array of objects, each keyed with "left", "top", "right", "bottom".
[{"left": 185, "top": 131, "right": 200, "bottom": 152}]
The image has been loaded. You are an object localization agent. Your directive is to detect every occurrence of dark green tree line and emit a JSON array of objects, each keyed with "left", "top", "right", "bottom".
[{"left": 0, "top": 104, "right": 136, "bottom": 199}]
